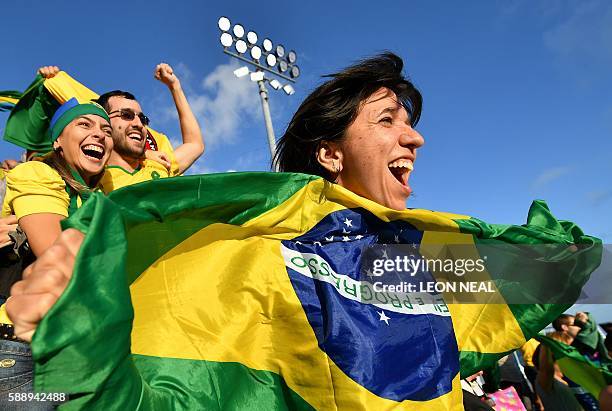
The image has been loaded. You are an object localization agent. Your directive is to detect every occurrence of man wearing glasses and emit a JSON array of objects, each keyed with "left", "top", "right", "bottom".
[
  {"left": 37, "top": 63, "right": 205, "bottom": 193},
  {"left": 95, "top": 63, "right": 204, "bottom": 192}
]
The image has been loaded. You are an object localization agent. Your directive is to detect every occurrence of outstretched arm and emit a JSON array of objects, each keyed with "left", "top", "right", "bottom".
[{"left": 154, "top": 63, "right": 204, "bottom": 174}]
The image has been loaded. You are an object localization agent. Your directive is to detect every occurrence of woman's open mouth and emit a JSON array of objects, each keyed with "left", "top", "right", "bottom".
[
  {"left": 81, "top": 144, "right": 105, "bottom": 161},
  {"left": 388, "top": 159, "right": 413, "bottom": 186}
]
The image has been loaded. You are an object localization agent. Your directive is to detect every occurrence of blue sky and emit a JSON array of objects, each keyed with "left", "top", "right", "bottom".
[{"left": 1, "top": 1, "right": 610, "bottom": 321}]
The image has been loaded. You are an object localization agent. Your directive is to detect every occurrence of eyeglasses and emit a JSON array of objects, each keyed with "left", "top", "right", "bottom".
[{"left": 108, "top": 109, "right": 150, "bottom": 126}]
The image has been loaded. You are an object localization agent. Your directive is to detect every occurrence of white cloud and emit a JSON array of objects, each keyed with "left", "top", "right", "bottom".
[
  {"left": 149, "top": 62, "right": 266, "bottom": 175},
  {"left": 169, "top": 61, "right": 261, "bottom": 148},
  {"left": 531, "top": 166, "right": 572, "bottom": 190},
  {"left": 542, "top": 1, "right": 612, "bottom": 61},
  {"left": 587, "top": 189, "right": 612, "bottom": 206}
]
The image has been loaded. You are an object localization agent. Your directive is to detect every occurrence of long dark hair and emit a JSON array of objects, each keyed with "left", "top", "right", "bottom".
[
  {"left": 43, "top": 150, "right": 103, "bottom": 194},
  {"left": 273, "top": 52, "right": 422, "bottom": 180}
]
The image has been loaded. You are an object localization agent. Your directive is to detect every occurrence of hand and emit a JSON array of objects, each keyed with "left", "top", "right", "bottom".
[
  {"left": 144, "top": 150, "right": 171, "bottom": 172},
  {"left": 465, "top": 370, "right": 483, "bottom": 382},
  {"left": 154, "top": 63, "right": 179, "bottom": 88},
  {"left": 575, "top": 312, "right": 589, "bottom": 324},
  {"left": 37, "top": 66, "right": 60, "bottom": 79},
  {"left": 6, "top": 228, "right": 83, "bottom": 342},
  {"left": 1, "top": 159, "right": 20, "bottom": 171},
  {"left": 0, "top": 215, "right": 18, "bottom": 249}
]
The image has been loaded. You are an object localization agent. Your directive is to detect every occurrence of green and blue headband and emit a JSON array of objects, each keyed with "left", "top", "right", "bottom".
[{"left": 49, "top": 98, "right": 110, "bottom": 142}]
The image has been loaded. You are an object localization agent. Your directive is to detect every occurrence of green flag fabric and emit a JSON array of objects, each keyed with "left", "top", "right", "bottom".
[
  {"left": 2, "top": 75, "right": 60, "bottom": 152},
  {"left": 536, "top": 334, "right": 612, "bottom": 399}
]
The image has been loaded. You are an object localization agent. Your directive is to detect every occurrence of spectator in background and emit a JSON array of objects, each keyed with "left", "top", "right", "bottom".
[
  {"left": 520, "top": 338, "right": 542, "bottom": 410},
  {"left": 552, "top": 313, "right": 604, "bottom": 410},
  {"left": 535, "top": 331, "right": 583, "bottom": 411},
  {"left": 554, "top": 312, "right": 609, "bottom": 362}
]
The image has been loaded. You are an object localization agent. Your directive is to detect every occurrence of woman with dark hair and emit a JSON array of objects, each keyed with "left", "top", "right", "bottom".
[{"left": 275, "top": 52, "right": 423, "bottom": 211}]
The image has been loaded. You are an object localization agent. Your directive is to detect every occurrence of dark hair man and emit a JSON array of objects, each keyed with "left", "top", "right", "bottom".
[{"left": 37, "top": 64, "right": 205, "bottom": 193}]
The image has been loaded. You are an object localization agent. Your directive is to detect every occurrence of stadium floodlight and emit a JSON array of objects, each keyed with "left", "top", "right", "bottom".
[
  {"left": 233, "top": 66, "right": 250, "bottom": 78},
  {"left": 290, "top": 65, "right": 300, "bottom": 79},
  {"left": 269, "top": 79, "right": 282, "bottom": 90},
  {"left": 283, "top": 84, "right": 295, "bottom": 95},
  {"left": 266, "top": 53, "right": 277, "bottom": 67},
  {"left": 278, "top": 60, "right": 288, "bottom": 73},
  {"left": 250, "top": 45, "right": 262, "bottom": 60},
  {"left": 246, "top": 31, "right": 258, "bottom": 44},
  {"left": 250, "top": 71, "right": 265, "bottom": 82},
  {"left": 217, "top": 17, "right": 301, "bottom": 171},
  {"left": 262, "top": 38, "right": 273, "bottom": 52},
  {"left": 287, "top": 50, "right": 297, "bottom": 64},
  {"left": 275, "top": 44, "right": 285, "bottom": 58},
  {"left": 233, "top": 24, "right": 245, "bottom": 38},
  {"left": 220, "top": 33, "right": 233, "bottom": 48},
  {"left": 235, "top": 39, "right": 248, "bottom": 54},
  {"left": 218, "top": 17, "right": 231, "bottom": 31}
]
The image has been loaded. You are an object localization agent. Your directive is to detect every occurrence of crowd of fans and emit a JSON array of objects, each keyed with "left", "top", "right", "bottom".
[{"left": 461, "top": 312, "right": 612, "bottom": 410}]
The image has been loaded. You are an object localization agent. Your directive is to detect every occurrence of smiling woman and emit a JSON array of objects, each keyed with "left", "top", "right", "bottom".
[
  {"left": 274, "top": 52, "right": 423, "bottom": 210},
  {"left": 0, "top": 98, "right": 112, "bottom": 409},
  {"left": 1, "top": 98, "right": 113, "bottom": 257}
]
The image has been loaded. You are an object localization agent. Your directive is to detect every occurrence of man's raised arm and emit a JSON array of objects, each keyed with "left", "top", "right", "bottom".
[{"left": 154, "top": 63, "right": 204, "bottom": 174}]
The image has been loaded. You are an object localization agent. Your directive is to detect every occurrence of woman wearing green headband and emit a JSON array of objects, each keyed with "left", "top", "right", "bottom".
[
  {"left": 1, "top": 98, "right": 113, "bottom": 257},
  {"left": 0, "top": 98, "right": 112, "bottom": 409}
]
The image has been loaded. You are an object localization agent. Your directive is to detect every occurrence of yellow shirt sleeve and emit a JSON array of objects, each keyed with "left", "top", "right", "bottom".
[
  {"left": 2, "top": 161, "right": 69, "bottom": 219},
  {"left": 43, "top": 71, "right": 99, "bottom": 103}
]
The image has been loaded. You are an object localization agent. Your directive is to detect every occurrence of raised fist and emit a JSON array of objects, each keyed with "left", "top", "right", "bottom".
[
  {"left": 37, "top": 66, "right": 60, "bottom": 79},
  {"left": 154, "top": 63, "right": 179, "bottom": 88}
]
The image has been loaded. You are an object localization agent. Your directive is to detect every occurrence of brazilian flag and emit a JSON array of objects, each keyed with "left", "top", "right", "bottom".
[
  {"left": 31, "top": 173, "right": 601, "bottom": 410},
  {"left": 0, "top": 90, "right": 21, "bottom": 112}
]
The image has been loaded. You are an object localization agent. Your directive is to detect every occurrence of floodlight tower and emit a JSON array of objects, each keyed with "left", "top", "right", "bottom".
[{"left": 217, "top": 16, "right": 300, "bottom": 171}]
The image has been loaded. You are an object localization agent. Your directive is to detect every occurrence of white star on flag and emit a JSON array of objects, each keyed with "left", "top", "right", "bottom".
[
  {"left": 342, "top": 228, "right": 350, "bottom": 234},
  {"left": 343, "top": 218, "right": 353, "bottom": 227},
  {"left": 394, "top": 235, "right": 400, "bottom": 243},
  {"left": 314, "top": 241, "right": 322, "bottom": 246},
  {"left": 295, "top": 241, "right": 302, "bottom": 245},
  {"left": 342, "top": 236, "right": 350, "bottom": 242},
  {"left": 365, "top": 268, "right": 374, "bottom": 277},
  {"left": 382, "top": 249, "right": 388, "bottom": 259},
  {"left": 325, "top": 236, "right": 334, "bottom": 242},
  {"left": 378, "top": 310, "right": 390, "bottom": 325},
  {"left": 355, "top": 235, "right": 363, "bottom": 240}
]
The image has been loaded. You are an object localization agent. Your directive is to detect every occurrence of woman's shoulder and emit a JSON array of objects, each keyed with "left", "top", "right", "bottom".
[{"left": 8, "top": 161, "right": 63, "bottom": 184}]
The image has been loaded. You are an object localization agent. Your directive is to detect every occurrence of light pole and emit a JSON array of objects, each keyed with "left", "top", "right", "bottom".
[{"left": 217, "top": 16, "right": 300, "bottom": 171}]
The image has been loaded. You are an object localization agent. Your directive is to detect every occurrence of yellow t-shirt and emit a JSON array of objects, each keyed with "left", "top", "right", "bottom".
[
  {"left": 1, "top": 161, "right": 76, "bottom": 325},
  {"left": 1, "top": 161, "right": 70, "bottom": 219},
  {"left": 520, "top": 338, "right": 540, "bottom": 368},
  {"left": 98, "top": 158, "right": 174, "bottom": 194}
]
